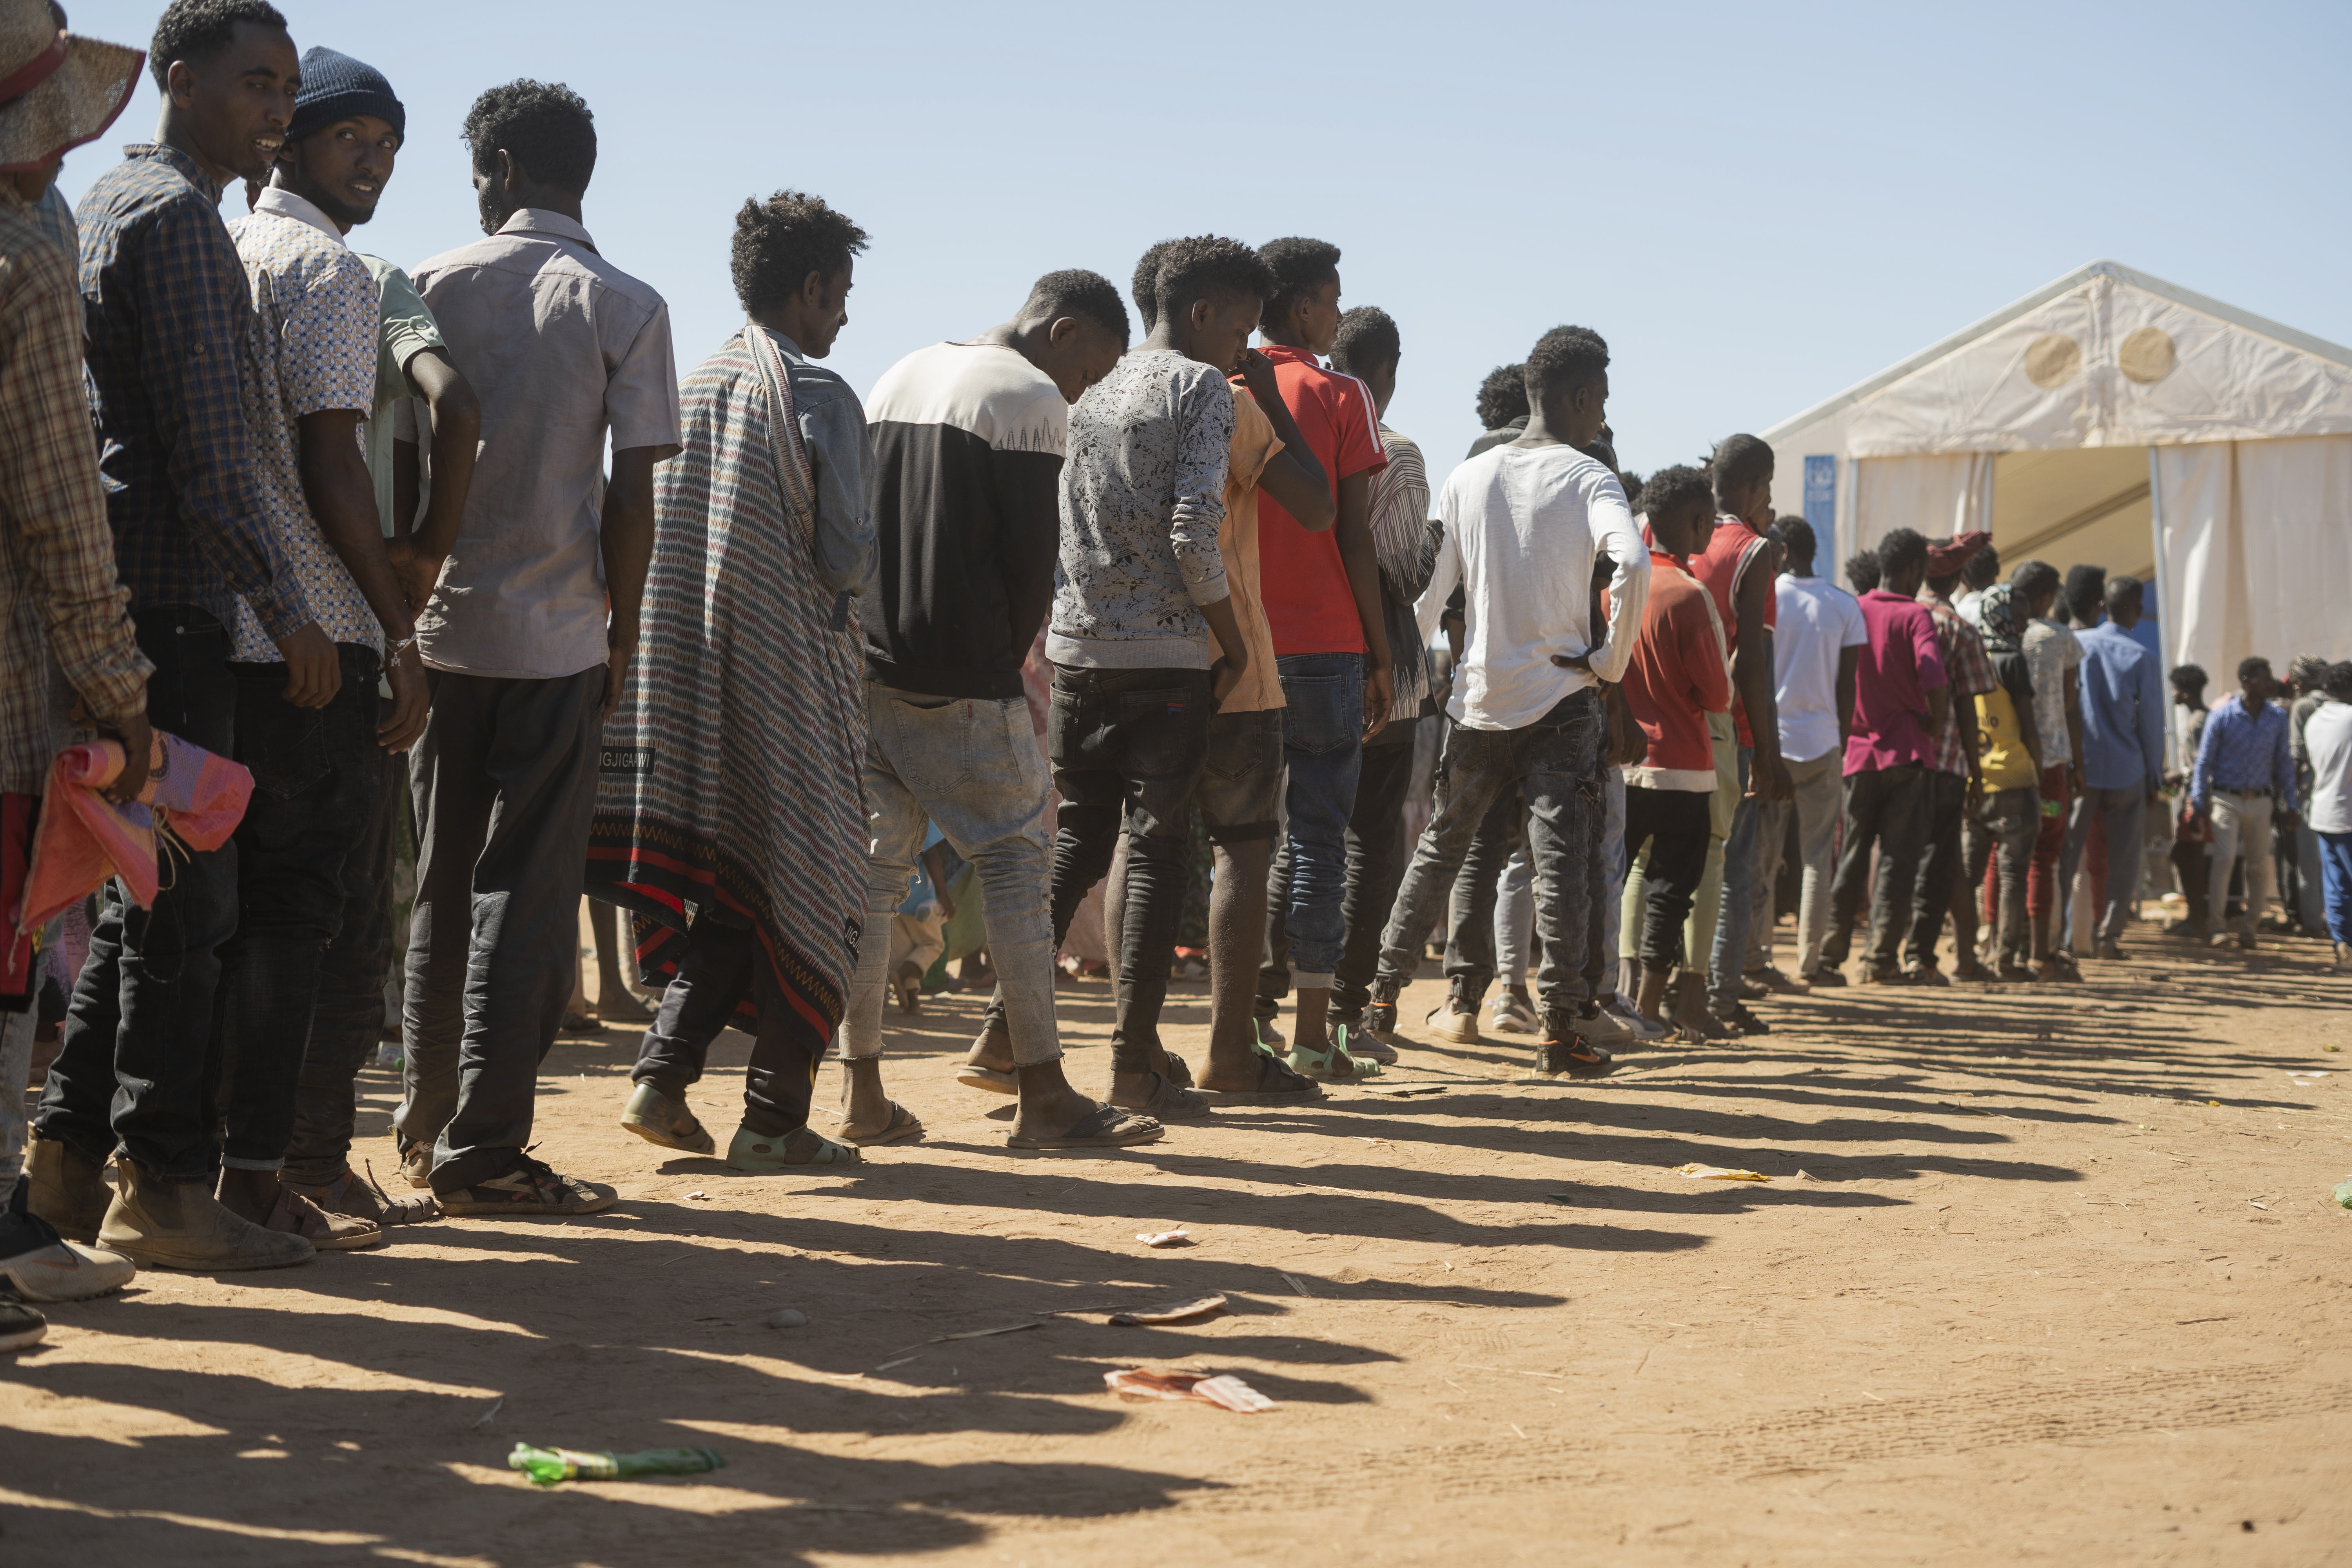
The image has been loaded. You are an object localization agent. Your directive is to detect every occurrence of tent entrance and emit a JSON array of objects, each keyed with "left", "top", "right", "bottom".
[{"left": 1990, "top": 446, "right": 2153, "bottom": 581}]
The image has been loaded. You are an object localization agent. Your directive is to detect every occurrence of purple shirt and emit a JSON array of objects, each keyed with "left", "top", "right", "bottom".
[{"left": 1845, "top": 588, "right": 1948, "bottom": 774}]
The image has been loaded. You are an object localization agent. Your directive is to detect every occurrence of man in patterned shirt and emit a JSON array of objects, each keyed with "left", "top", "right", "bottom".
[
  {"left": 207, "top": 45, "right": 428, "bottom": 1253},
  {"left": 1904, "top": 532, "right": 1997, "bottom": 982},
  {"left": 33, "top": 0, "right": 339, "bottom": 1275}
]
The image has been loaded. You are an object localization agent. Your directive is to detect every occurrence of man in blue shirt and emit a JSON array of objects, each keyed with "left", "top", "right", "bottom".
[
  {"left": 2060, "top": 575, "right": 2163, "bottom": 958},
  {"left": 2190, "top": 655, "right": 2299, "bottom": 948}
]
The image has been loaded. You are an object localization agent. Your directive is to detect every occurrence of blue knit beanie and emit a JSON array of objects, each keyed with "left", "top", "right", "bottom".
[{"left": 287, "top": 46, "right": 404, "bottom": 143}]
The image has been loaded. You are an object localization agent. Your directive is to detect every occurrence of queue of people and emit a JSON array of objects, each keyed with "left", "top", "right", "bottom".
[{"left": 2, "top": 1, "right": 2348, "bottom": 1359}]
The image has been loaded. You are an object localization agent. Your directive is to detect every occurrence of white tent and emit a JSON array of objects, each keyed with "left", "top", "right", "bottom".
[{"left": 1761, "top": 260, "right": 2352, "bottom": 692}]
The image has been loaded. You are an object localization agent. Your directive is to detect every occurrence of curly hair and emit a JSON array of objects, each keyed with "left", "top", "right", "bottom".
[
  {"left": 1021, "top": 269, "right": 1130, "bottom": 347},
  {"left": 1523, "top": 326, "right": 1608, "bottom": 403},
  {"left": 1877, "top": 527, "right": 1929, "bottom": 580},
  {"left": 1475, "top": 364, "right": 1529, "bottom": 430},
  {"left": 1258, "top": 236, "right": 1339, "bottom": 328},
  {"left": 1130, "top": 239, "right": 1177, "bottom": 331},
  {"left": 1846, "top": 551, "right": 1883, "bottom": 595},
  {"left": 1154, "top": 236, "right": 1276, "bottom": 325},
  {"left": 1330, "top": 306, "right": 1399, "bottom": 378},
  {"left": 149, "top": 0, "right": 286, "bottom": 89},
  {"left": 731, "top": 191, "right": 869, "bottom": 315},
  {"left": 1639, "top": 463, "right": 1711, "bottom": 528},
  {"left": 461, "top": 79, "right": 595, "bottom": 194}
]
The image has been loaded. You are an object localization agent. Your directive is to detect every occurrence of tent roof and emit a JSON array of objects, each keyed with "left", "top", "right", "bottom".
[{"left": 1762, "top": 261, "right": 2352, "bottom": 453}]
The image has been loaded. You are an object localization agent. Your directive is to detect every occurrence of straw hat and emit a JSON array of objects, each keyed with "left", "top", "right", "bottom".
[{"left": 0, "top": 2, "right": 142, "bottom": 175}]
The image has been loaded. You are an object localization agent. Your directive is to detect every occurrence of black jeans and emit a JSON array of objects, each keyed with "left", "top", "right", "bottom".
[
  {"left": 1329, "top": 726, "right": 1419, "bottom": 1017},
  {"left": 1903, "top": 769, "right": 1972, "bottom": 970},
  {"left": 633, "top": 912, "right": 820, "bottom": 1136},
  {"left": 208, "top": 648, "right": 388, "bottom": 1171},
  {"left": 398, "top": 665, "right": 604, "bottom": 1191},
  {"left": 1822, "top": 762, "right": 1928, "bottom": 970},
  {"left": 283, "top": 737, "right": 400, "bottom": 1186},
  {"left": 1377, "top": 688, "right": 1606, "bottom": 1016},
  {"left": 1047, "top": 663, "right": 1212, "bottom": 1074},
  {"left": 1622, "top": 785, "right": 1712, "bottom": 971},
  {"left": 37, "top": 606, "right": 240, "bottom": 1181},
  {"left": 1443, "top": 782, "right": 1524, "bottom": 1007}
]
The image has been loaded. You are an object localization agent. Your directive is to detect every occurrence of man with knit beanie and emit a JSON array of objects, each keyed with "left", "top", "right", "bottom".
[{"left": 206, "top": 42, "right": 428, "bottom": 1253}]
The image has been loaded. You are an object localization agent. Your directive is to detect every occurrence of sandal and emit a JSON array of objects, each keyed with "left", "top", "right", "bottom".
[
  {"left": 839, "top": 1100, "right": 925, "bottom": 1147},
  {"left": 1006, "top": 1104, "right": 1165, "bottom": 1151},
  {"left": 1287, "top": 1025, "right": 1385, "bottom": 1083},
  {"left": 955, "top": 1062, "right": 1017, "bottom": 1095},
  {"left": 1110, "top": 1069, "right": 1210, "bottom": 1120},
  {"left": 1195, "top": 1052, "right": 1325, "bottom": 1104},
  {"left": 263, "top": 1186, "right": 384, "bottom": 1251}
]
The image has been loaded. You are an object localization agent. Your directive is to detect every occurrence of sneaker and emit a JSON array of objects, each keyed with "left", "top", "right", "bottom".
[
  {"left": 24, "top": 1137, "right": 111, "bottom": 1244},
  {"left": 435, "top": 1156, "right": 615, "bottom": 1217},
  {"left": 0, "top": 1176, "right": 135, "bottom": 1302},
  {"left": 1574, "top": 1003, "right": 1633, "bottom": 1046},
  {"left": 0, "top": 1283, "right": 45, "bottom": 1353},
  {"left": 1906, "top": 964, "right": 1951, "bottom": 987},
  {"left": 1951, "top": 960, "right": 1994, "bottom": 983},
  {"left": 1424, "top": 1002, "right": 1480, "bottom": 1045},
  {"left": 1536, "top": 1014, "right": 1615, "bottom": 1080},
  {"left": 1488, "top": 991, "right": 1539, "bottom": 1035},
  {"left": 1737, "top": 973, "right": 1771, "bottom": 1000},
  {"left": 2233, "top": 931, "right": 2257, "bottom": 951},
  {"left": 1863, "top": 963, "right": 1911, "bottom": 986},
  {"left": 1605, "top": 997, "right": 1671, "bottom": 1045},
  {"left": 619, "top": 1082, "right": 717, "bottom": 1154},
  {"left": 395, "top": 1137, "right": 434, "bottom": 1190},
  {"left": 1343, "top": 1030, "right": 1399, "bottom": 1064},
  {"left": 2032, "top": 956, "right": 2084, "bottom": 984},
  {"left": 1748, "top": 965, "right": 1808, "bottom": 995},
  {"left": 1996, "top": 961, "right": 2035, "bottom": 984},
  {"left": 1365, "top": 975, "right": 1401, "bottom": 1038},
  {"left": 98, "top": 1163, "right": 314, "bottom": 1272},
  {"left": 1710, "top": 1001, "right": 1770, "bottom": 1037},
  {"left": 2094, "top": 939, "right": 2125, "bottom": 961},
  {"left": 1800, "top": 966, "right": 1848, "bottom": 989}
]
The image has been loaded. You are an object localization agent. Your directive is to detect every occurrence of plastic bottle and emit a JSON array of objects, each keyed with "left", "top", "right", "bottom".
[{"left": 507, "top": 1443, "right": 725, "bottom": 1486}]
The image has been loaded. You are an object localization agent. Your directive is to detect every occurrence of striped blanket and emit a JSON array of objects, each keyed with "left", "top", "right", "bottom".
[{"left": 588, "top": 325, "right": 869, "bottom": 1047}]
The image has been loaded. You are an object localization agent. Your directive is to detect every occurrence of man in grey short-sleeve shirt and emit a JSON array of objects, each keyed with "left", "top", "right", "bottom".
[{"left": 394, "top": 81, "right": 682, "bottom": 1217}]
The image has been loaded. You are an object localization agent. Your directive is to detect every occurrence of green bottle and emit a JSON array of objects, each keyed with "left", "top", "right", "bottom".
[{"left": 507, "top": 1443, "right": 726, "bottom": 1486}]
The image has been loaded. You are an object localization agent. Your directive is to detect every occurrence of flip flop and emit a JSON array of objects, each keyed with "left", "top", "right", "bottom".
[
  {"left": 1287, "top": 1024, "right": 1385, "bottom": 1083},
  {"left": 1005, "top": 1105, "right": 1165, "bottom": 1151},
  {"left": 955, "top": 1062, "right": 1018, "bottom": 1096},
  {"left": 839, "top": 1101, "right": 925, "bottom": 1147},
  {"left": 1194, "top": 1052, "right": 1325, "bottom": 1104}
]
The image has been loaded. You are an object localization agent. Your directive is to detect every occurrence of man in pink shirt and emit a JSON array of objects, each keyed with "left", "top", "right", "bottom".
[{"left": 1817, "top": 528, "right": 1949, "bottom": 984}]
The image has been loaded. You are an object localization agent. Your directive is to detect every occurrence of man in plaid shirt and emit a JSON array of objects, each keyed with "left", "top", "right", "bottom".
[
  {"left": 31, "top": 0, "right": 333, "bottom": 1275},
  {"left": 1904, "top": 532, "right": 1998, "bottom": 982}
]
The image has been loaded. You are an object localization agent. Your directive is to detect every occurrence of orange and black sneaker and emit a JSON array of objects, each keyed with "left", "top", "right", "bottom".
[{"left": 1536, "top": 1013, "right": 1615, "bottom": 1080}]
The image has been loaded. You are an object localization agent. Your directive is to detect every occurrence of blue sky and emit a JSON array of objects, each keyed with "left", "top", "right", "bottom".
[{"left": 64, "top": 0, "right": 2352, "bottom": 481}]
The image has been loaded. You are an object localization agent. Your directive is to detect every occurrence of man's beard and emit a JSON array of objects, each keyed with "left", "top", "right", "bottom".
[
  {"left": 310, "top": 186, "right": 377, "bottom": 228},
  {"left": 475, "top": 180, "right": 513, "bottom": 234}
]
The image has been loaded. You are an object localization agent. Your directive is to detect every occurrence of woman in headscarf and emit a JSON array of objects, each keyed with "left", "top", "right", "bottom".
[{"left": 1951, "top": 583, "right": 2044, "bottom": 980}]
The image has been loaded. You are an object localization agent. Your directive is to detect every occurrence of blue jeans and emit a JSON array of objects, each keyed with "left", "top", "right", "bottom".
[
  {"left": 2319, "top": 829, "right": 2352, "bottom": 945},
  {"left": 37, "top": 607, "right": 240, "bottom": 1181},
  {"left": 1266, "top": 652, "right": 1363, "bottom": 989},
  {"left": 1707, "top": 746, "right": 1759, "bottom": 1007},
  {"left": 1379, "top": 688, "right": 1607, "bottom": 1016}
]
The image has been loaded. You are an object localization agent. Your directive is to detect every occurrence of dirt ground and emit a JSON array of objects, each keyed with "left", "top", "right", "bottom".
[{"left": 5, "top": 910, "right": 2350, "bottom": 1567}]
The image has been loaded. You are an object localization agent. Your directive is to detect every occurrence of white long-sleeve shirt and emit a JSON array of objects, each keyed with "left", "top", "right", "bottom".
[{"left": 1416, "top": 441, "right": 1649, "bottom": 731}]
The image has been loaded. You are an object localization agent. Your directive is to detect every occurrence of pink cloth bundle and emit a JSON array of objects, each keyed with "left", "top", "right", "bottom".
[{"left": 15, "top": 734, "right": 253, "bottom": 933}]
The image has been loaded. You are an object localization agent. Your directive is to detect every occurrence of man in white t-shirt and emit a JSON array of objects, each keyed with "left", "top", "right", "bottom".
[
  {"left": 1367, "top": 327, "right": 1650, "bottom": 1077},
  {"left": 2300, "top": 660, "right": 2352, "bottom": 971},
  {"left": 1748, "top": 519, "right": 1865, "bottom": 985}
]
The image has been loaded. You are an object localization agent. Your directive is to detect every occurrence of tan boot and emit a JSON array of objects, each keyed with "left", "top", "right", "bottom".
[
  {"left": 98, "top": 1162, "right": 314, "bottom": 1272},
  {"left": 25, "top": 1138, "right": 111, "bottom": 1244}
]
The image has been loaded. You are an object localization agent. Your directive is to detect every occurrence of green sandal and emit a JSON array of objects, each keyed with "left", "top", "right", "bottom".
[
  {"left": 1287, "top": 1024, "right": 1385, "bottom": 1083},
  {"left": 724, "top": 1124, "right": 864, "bottom": 1172}
]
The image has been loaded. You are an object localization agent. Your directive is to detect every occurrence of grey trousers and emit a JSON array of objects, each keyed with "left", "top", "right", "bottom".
[
  {"left": 397, "top": 665, "right": 605, "bottom": 1191},
  {"left": 1749, "top": 750, "right": 1844, "bottom": 977}
]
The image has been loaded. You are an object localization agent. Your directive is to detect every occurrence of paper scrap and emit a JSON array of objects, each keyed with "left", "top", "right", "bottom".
[
  {"left": 1108, "top": 1294, "right": 1227, "bottom": 1327},
  {"left": 1103, "top": 1367, "right": 1275, "bottom": 1413},
  {"left": 1672, "top": 1163, "right": 1771, "bottom": 1182},
  {"left": 1135, "top": 1227, "right": 1191, "bottom": 1247}
]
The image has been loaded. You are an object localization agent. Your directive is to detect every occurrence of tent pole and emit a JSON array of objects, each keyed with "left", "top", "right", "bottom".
[{"left": 2146, "top": 445, "right": 2172, "bottom": 770}]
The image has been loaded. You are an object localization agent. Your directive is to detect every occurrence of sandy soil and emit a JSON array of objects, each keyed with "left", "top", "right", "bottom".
[{"left": 5, "top": 912, "right": 2350, "bottom": 1567}]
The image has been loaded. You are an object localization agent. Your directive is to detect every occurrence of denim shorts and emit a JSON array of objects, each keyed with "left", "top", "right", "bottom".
[{"left": 1195, "top": 708, "right": 1284, "bottom": 843}]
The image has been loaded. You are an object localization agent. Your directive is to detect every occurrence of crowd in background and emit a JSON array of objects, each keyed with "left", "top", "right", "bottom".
[{"left": 2, "top": 1, "right": 2348, "bottom": 1355}]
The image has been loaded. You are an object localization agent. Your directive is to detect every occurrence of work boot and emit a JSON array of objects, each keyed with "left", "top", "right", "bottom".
[
  {"left": 0, "top": 1174, "right": 135, "bottom": 1302},
  {"left": 25, "top": 1137, "right": 111, "bottom": 1244},
  {"left": 98, "top": 1162, "right": 315, "bottom": 1272}
]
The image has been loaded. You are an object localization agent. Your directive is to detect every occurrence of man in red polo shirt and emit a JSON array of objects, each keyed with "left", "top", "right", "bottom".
[{"left": 1248, "top": 237, "right": 1394, "bottom": 1078}]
